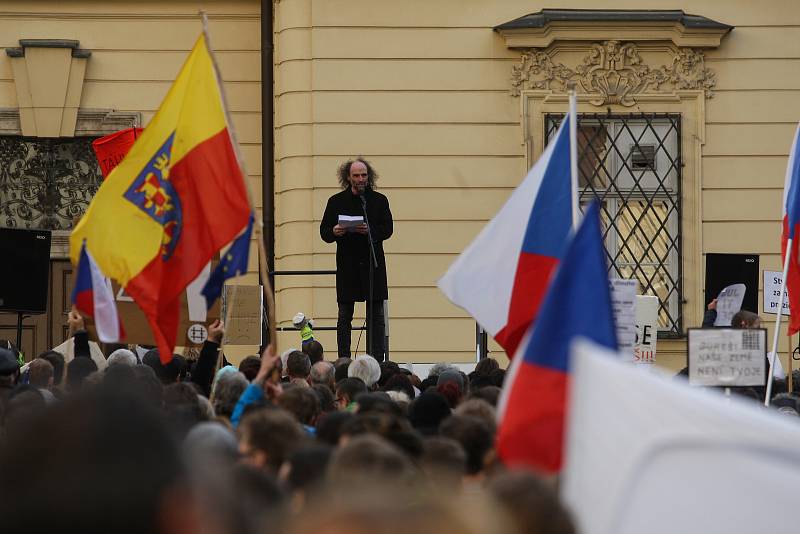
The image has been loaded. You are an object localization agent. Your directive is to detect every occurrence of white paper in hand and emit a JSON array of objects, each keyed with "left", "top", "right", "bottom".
[
  {"left": 713, "top": 283, "right": 746, "bottom": 326},
  {"left": 338, "top": 215, "right": 364, "bottom": 232}
]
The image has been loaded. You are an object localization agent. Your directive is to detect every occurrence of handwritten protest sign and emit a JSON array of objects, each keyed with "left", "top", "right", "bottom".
[
  {"left": 764, "top": 270, "right": 790, "bottom": 316},
  {"left": 688, "top": 328, "right": 766, "bottom": 387},
  {"left": 610, "top": 279, "right": 637, "bottom": 359},
  {"left": 713, "top": 283, "right": 746, "bottom": 326},
  {"left": 634, "top": 295, "right": 659, "bottom": 364},
  {"left": 222, "top": 285, "right": 263, "bottom": 345}
]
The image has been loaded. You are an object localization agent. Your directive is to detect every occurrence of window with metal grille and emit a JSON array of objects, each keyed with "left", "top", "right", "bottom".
[
  {"left": 546, "top": 113, "right": 683, "bottom": 336},
  {"left": 0, "top": 137, "right": 102, "bottom": 230}
]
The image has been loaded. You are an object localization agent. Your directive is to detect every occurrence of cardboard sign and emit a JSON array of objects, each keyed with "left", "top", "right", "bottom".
[
  {"left": 688, "top": 328, "right": 767, "bottom": 387},
  {"left": 106, "top": 279, "right": 220, "bottom": 349},
  {"left": 713, "top": 283, "right": 746, "bottom": 326},
  {"left": 764, "top": 270, "right": 790, "bottom": 316},
  {"left": 222, "top": 285, "right": 263, "bottom": 346},
  {"left": 634, "top": 295, "right": 659, "bottom": 364},
  {"left": 610, "top": 279, "right": 637, "bottom": 358}
]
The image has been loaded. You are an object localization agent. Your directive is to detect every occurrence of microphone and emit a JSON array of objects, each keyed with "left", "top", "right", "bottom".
[{"left": 358, "top": 187, "right": 366, "bottom": 206}]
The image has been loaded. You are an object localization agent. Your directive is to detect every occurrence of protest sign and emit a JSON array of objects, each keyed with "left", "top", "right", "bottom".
[
  {"left": 634, "top": 295, "right": 659, "bottom": 364},
  {"left": 687, "top": 328, "right": 766, "bottom": 387},
  {"left": 764, "top": 270, "right": 790, "bottom": 316},
  {"left": 610, "top": 279, "right": 637, "bottom": 358},
  {"left": 222, "top": 284, "right": 263, "bottom": 345},
  {"left": 106, "top": 279, "right": 220, "bottom": 348},
  {"left": 85, "top": 260, "right": 219, "bottom": 349},
  {"left": 91, "top": 127, "right": 144, "bottom": 178},
  {"left": 713, "top": 283, "right": 746, "bottom": 326}
]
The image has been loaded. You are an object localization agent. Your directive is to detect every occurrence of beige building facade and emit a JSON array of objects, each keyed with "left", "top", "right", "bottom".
[
  {"left": 273, "top": 0, "right": 800, "bottom": 373},
  {"left": 0, "top": 1, "right": 796, "bottom": 375}
]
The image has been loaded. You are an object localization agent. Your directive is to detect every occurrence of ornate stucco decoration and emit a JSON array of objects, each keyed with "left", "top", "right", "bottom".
[{"left": 510, "top": 40, "right": 716, "bottom": 105}]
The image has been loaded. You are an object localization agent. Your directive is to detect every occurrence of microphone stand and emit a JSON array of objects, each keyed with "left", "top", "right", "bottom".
[{"left": 359, "top": 191, "right": 378, "bottom": 359}]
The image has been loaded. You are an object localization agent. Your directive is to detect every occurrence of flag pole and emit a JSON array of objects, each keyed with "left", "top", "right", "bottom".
[
  {"left": 765, "top": 239, "right": 792, "bottom": 405},
  {"left": 789, "top": 331, "right": 794, "bottom": 394},
  {"left": 568, "top": 86, "right": 579, "bottom": 231},
  {"left": 200, "top": 11, "right": 278, "bottom": 353}
]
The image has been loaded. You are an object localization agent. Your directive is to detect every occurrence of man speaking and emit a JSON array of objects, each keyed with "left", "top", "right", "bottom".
[{"left": 320, "top": 158, "right": 393, "bottom": 361}]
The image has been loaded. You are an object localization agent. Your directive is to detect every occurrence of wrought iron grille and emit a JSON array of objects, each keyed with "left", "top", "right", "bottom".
[
  {"left": 0, "top": 136, "right": 103, "bottom": 230},
  {"left": 545, "top": 113, "right": 683, "bottom": 336}
]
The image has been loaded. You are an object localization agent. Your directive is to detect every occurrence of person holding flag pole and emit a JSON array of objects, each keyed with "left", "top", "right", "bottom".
[{"left": 766, "top": 123, "right": 800, "bottom": 405}]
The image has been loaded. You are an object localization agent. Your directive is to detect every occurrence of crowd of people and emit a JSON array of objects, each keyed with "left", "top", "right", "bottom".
[{"left": 0, "top": 311, "right": 576, "bottom": 534}]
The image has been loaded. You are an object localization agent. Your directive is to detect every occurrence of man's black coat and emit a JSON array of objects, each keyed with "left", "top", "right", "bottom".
[{"left": 320, "top": 188, "right": 393, "bottom": 302}]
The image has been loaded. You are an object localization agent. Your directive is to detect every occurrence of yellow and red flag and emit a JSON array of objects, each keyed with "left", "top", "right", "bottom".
[{"left": 70, "top": 35, "right": 250, "bottom": 363}]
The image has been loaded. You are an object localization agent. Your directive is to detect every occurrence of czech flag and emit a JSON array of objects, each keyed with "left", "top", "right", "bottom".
[
  {"left": 70, "top": 35, "right": 251, "bottom": 363},
  {"left": 71, "top": 242, "right": 124, "bottom": 343},
  {"left": 496, "top": 202, "right": 617, "bottom": 473},
  {"left": 438, "top": 115, "right": 573, "bottom": 357},
  {"left": 782, "top": 123, "right": 800, "bottom": 335}
]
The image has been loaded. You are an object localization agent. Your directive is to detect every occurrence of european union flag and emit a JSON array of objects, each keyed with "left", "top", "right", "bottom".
[{"left": 202, "top": 214, "right": 254, "bottom": 309}]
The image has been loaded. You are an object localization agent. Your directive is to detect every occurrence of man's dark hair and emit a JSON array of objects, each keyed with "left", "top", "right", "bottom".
[
  {"left": 38, "top": 350, "right": 65, "bottom": 385},
  {"left": 468, "top": 385, "right": 501, "bottom": 407},
  {"left": 488, "top": 471, "right": 576, "bottom": 534},
  {"left": 327, "top": 434, "right": 416, "bottom": 488},
  {"left": 286, "top": 350, "right": 311, "bottom": 379},
  {"left": 337, "top": 157, "right": 379, "bottom": 190},
  {"left": 335, "top": 377, "right": 367, "bottom": 406},
  {"left": 340, "top": 411, "right": 423, "bottom": 460},
  {"left": 355, "top": 392, "right": 402, "bottom": 416},
  {"left": 731, "top": 310, "right": 761, "bottom": 329},
  {"left": 238, "top": 356, "right": 262, "bottom": 382},
  {"left": 420, "top": 436, "right": 467, "bottom": 483},
  {"left": 334, "top": 358, "right": 352, "bottom": 383},
  {"left": 66, "top": 357, "right": 98, "bottom": 392},
  {"left": 312, "top": 384, "right": 337, "bottom": 413},
  {"left": 474, "top": 357, "right": 500, "bottom": 376},
  {"left": 28, "top": 358, "right": 54, "bottom": 388},
  {"left": 142, "top": 350, "right": 181, "bottom": 385},
  {"left": 408, "top": 391, "right": 451, "bottom": 436},
  {"left": 163, "top": 382, "right": 204, "bottom": 439},
  {"left": 488, "top": 368, "right": 506, "bottom": 388},
  {"left": 131, "top": 365, "right": 164, "bottom": 409},
  {"left": 277, "top": 387, "right": 321, "bottom": 426},
  {"left": 238, "top": 408, "right": 305, "bottom": 472},
  {"left": 0, "top": 390, "right": 185, "bottom": 534},
  {"left": 315, "top": 411, "right": 354, "bottom": 446},
  {"left": 378, "top": 361, "right": 400, "bottom": 387},
  {"left": 439, "top": 415, "right": 494, "bottom": 476},
  {"left": 302, "top": 340, "right": 324, "bottom": 365},
  {"left": 285, "top": 444, "right": 333, "bottom": 492},
  {"left": 382, "top": 373, "right": 415, "bottom": 400}
]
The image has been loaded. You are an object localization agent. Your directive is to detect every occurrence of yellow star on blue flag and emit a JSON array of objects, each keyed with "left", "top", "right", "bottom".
[{"left": 201, "top": 214, "right": 253, "bottom": 309}]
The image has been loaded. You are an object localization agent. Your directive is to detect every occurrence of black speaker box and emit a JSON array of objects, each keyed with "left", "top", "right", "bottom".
[
  {"left": 704, "top": 253, "right": 760, "bottom": 315},
  {"left": 0, "top": 227, "right": 51, "bottom": 314}
]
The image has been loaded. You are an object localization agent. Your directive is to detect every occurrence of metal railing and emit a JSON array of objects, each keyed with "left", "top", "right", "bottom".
[{"left": 269, "top": 269, "right": 388, "bottom": 358}]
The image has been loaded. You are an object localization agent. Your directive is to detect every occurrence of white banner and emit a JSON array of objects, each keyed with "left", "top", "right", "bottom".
[
  {"left": 610, "top": 279, "right": 637, "bottom": 359},
  {"left": 634, "top": 295, "right": 659, "bottom": 364},
  {"left": 764, "top": 270, "right": 790, "bottom": 316}
]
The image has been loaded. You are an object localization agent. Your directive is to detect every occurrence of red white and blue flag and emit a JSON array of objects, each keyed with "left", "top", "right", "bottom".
[
  {"left": 71, "top": 242, "right": 125, "bottom": 343},
  {"left": 438, "top": 116, "right": 574, "bottom": 356},
  {"left": 782, "top": 123, "right": 800, "bottom": 335},
  {"left": 496, "top": 202, "right": 617, "bottom": 473}
]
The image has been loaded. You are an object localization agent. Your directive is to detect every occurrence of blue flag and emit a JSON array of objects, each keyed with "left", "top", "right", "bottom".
[{"left": 202, "top": 214, "right": 254, "bottom": 309}]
